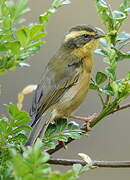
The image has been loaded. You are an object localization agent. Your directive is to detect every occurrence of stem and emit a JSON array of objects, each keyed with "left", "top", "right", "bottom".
[
  {"left": 48, "top": 158, "right": 130, "bottom": 168},
  {"left": 90, "top": 99, "right": 118, "bottom": 127},
  {"left": 98, "top": 91, "right": 105, "bottom": 108},
  {"left": 90, "top": 78, "right": 105, "bottom": 108},
  {"left": 111, "top": 103, "right": 130, "bottom": 114}
]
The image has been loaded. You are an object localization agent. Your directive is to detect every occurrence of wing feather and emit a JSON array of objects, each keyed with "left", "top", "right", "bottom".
[{"left": 30, "top": 52, "right": 82, "bottom": 126}]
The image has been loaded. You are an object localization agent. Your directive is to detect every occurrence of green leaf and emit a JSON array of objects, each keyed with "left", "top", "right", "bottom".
[
  {"left": 0, "top": 118, "right": 9, "bottom": 136},
  {"left": 114, "top": 48, "right": 130, "bottom": 61},
  {"left": 0, "top": 44, "right": 7, "bottom": 51},
  {"left": 39, "top": 164, "right": 51, "bottom": 174},
  {"left": 32, "top": 139, "right": 50, "bottom": 163},
  {"left": 116, "top": 31, "right": 130, "bottom": 41},
  {"left": 12, "top": 125, "right": 32, "bottom": 134},
  {"left": 55, "top": 118, "right": 67, "bottom": 132},
  {"left": 57, "top": 136, "right": 68, "bottom": 142},
  {"left": 43, "top": 120, "right": 84, "bottom": 149},
  {"left": 119, "top": 0, "right": 130, "bottom": 13},
  {"left": 8, "top": 104, "right": 31, "bottom": 125},
  {"left": 11, "top": 150, "right": 30, "bottom": 176},
  {"left": 96, "top": 0, "right": 108, "bottom": 8},
  {"left": 95, "top": 49, "right": 107, "bottom": 56},
  {"left": 111, "top": 81, "right": 119, "bottom": 96},
  {"left": 61, "top": 171, "right": 76, "bottom": 180},
  {"left": 9, "top": 133, "right": 27, "bottom": 144},
  {"left": 39, "top": 12, "right": 50, "bottom": 25},
  {"left": 95, "top": 0, "right": 114, "bottom": 31},
  {"left": 52, "top": 0, "right": 71, "bottom": 9},
  {"left": 44, "top": 123, "right": 57, "bottom": 137},
  {"left": 100, "top": 85, "right": 114, "bottom": 96},
  {"left": 30, "top": 24, "right": 45, "bottom": 40},
  {"left": 125, "top": 7, "right": 130, "bottom": 12},
  {"left": 5, "top": 41, "right": 21, "bottom": 55},
  {"left": 105, "top": 64, "right": 117, "bottom": 80},
  {"left": 99, "top": 38, "right": 109, "bottom": 47},
  {"left": 89, "top": 83, "right": 98, "bottom": 90},
  {"left": 16, "top": 27, "right": 28, "bottom": 47},
  {"left": 14, "top": 0, "right": 30, "bottom": 19},
  {"left": 112, "top": 10, "right": 126, "bottom": 20},
  {"left": 73, "top": 164, "right": 82, "bottom": 176},
  {"left": 96, "top": 72, "right": 107, "bottom": 85},
  {"left": 68, "top": 121, "right": 80, "bottom": 130}
]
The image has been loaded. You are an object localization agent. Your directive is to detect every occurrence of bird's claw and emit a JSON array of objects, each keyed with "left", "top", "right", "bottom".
[{"left": 82, "top": 113, "right": 98, "bottom": 131}]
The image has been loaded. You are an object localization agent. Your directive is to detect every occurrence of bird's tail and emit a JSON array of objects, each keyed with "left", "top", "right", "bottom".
[{"left": 26, "top": 112, "right": 52, "bottom": 146}]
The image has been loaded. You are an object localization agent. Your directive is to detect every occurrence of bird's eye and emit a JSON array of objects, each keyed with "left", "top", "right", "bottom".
[{"left": 83, "top": 34, "right": 90, "bottom": 38}]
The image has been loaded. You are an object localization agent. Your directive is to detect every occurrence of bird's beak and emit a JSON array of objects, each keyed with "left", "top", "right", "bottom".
[{"left": 94, "top": 33, "right": 105, "bottom": 39}]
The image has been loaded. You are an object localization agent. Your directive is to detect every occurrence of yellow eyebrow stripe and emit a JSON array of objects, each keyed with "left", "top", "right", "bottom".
[{"left": 64, "top": 31, "right": 96, "bottom": 42}]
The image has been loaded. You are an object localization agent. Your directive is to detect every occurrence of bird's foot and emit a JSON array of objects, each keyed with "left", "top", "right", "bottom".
[
  {"left": 58, "top": 141, "right": 67, "bottom": 150},
  {"left": 69, "top": 113, "right": 98, "bottom": 131}
]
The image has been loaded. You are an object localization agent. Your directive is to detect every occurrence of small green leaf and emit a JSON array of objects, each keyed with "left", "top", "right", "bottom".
[
  {"left": 115, "top": 49, "right": 130, "bottom": 60},
  {"left": 5, "top": 41, "right": 21, "bottom": 55},
  {"left": 89, "top": 83, "right": 98, "bottom": 90},
  {"left": 100, "top": 85, "right": 114, "bottom": 96},
  {"left": 16, "top": 27, "right": 28, "bottom": 47},
  {"left": 11, "top": 151, "right": 30, "bottom": 176},
  {"left": 119, "top": 0, "right": 130, "bottom": 13},
  {"left": 32, "top": 139, "right": 50, "bottom": 163},
  {"left": 106, "top": 65, "right": 116, "bottom": 80},
  {"left": 99, "top": 38, "right": 109, "bottom": 47},
  {"left": 12, "top": 125, "right": 32, "bottom": 134},
  {"left": 44, "top": 123, "right": 56, "bottom": 137},
  {"left": 73, "top": 164, "right": 82, "bottom": 176},
  {"left": 96, "top": 72, "right": 107, "bottom": 85},
  {"left": 40, "top": 164, "right": 51, "bottom": 174},
  {"left": 14, "top": 0, "right": 30, "bottom": 19},
  {"left": 96, "top": 0, "right": 108, "bottom": 8},
  {"left": 95, "top": 49, "right": 107, "bottom": 56},
  {"left": 30, "top": 24, "right": 44, "bottom": 40},
  {"left": 68, "top": 121, "right": 79, "bottom": 130},
  {"left": 57, "top": 136, "right": 68, "bottom": 142},
  {"left": 9, "top": 133, "right": 27, "bottom": 144},
  {"left": 116, "top": 31, "right": 130, "bottom": 41},
  {"left": 39, "top": 12, "right": 50, "bottom": 25},
  {"left": 55, "top": 118, "right": 67, "bottom": 132},
  {"left": 52, "top": 0, "right": 71, "bottom": 9},
  {"left": 111, "top": 81, "right": 119, "bottom": 96},
  {"left": 112, "top": 10, "right": 126, "bottom": 20},
  {"left": 0, "top": 44, "right": 7, "bottom": 51},
  {"left": 8, "top": 104, "right": 32, "bottom": 125},
  {"left": 125, "top": 8, "right": 130, "bottom": 12}
]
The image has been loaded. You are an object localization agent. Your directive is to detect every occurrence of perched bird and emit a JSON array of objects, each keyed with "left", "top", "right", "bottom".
[{"left": 26, "top": 25, "right": 104, "bottom": 146}]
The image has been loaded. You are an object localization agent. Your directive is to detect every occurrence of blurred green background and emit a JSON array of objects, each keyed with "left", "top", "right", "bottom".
[{"left": 0, "top": 0, "right": 130, "bottom": 179}]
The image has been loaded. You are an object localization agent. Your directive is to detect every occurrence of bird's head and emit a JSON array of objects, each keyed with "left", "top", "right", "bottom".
[{"left": 63, "top": 25, "right": 104, "bottom": 57}]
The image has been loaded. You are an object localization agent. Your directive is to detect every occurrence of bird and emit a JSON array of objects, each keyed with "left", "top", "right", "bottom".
[{"left": 26, "top": 25, "right": 104, "bottom": 146}]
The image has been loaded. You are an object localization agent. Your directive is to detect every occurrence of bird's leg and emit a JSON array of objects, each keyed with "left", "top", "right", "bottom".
[
  {"left": 57, "top": 141, "right": 67, "bottom": 150},
  {"left": 69, "top": 113, "right": 98, "bottom": 130}
]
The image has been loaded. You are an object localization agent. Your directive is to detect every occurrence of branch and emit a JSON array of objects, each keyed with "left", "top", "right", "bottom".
[
  {"left": 46, "top": 103, "right": 130, "bottom": 155},
  {"left": 111, "top": 103, "right": 130, "bottom": 114},
  {"left": 48, "top": 158, "right": 130, "bottom": 168}
]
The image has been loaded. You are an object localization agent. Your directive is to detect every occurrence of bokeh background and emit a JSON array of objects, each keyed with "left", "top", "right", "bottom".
[{"left": 0, "top": 0, "right": 130, "bottom": 179}]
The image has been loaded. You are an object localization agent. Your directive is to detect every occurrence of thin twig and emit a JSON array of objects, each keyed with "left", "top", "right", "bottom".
[
  {"left": 111, "top": 103, "right": 130, "bottom": 114},
  {"left": 48, "top": 158, "right": 130, "bottom": 168},
  {"left": 98, "top": 91, "right": 105, "bottom": 108}
]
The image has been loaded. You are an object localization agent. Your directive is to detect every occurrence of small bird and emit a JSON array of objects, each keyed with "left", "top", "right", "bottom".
[{"left": 26, "top": 25, "right": 104, "bottom": 145}]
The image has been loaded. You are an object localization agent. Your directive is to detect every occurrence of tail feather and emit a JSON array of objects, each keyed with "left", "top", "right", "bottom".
[{"left": 26, "top": 112, "right": 51, "bottom": 146}]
